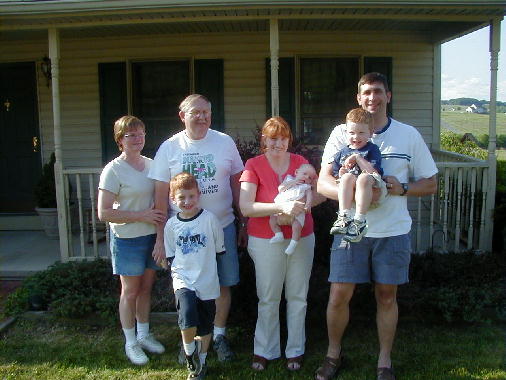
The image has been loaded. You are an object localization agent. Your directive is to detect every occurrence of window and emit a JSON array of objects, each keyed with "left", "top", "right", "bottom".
[
  {"left": 266, "top": 56, "right": 392, "bottom": 145},
  {"left": 99, "top": 59, "right": 224, "bottom": 161},
  {"left": 300, "top": 57, "right": 358, "bottom": 144},
  {"left": 132, "top": 60, "right": 190, "bottom": 158}
]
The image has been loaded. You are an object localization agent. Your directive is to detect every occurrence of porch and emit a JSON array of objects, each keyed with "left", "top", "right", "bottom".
[
  {"left": 0, "top": 149, "right": 493, "bottom": 276},
  {"left": 0, "top": 1, "right": 501, "bottom": 268},
  {"left": 0, "top": 230, "right": 109, "bottom": 279}
]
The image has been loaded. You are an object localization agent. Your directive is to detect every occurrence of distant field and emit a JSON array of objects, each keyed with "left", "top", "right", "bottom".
[{"left": 440, "top": 111, "right": 506, "bottom": 136}]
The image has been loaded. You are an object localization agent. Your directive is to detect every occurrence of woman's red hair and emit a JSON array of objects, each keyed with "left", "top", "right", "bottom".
[{"left": 260, "top": 116, "right": 293, "bottom": 152}]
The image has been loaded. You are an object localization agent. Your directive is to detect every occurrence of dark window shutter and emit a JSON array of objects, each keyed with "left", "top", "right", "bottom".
[
  {"left": 99, "top": 62, "right": 127, "bottom": 164},
  {"left": 266, "top": 58, "right": 295, "bottom": 130},
  {"left": 364, "top": 57, "right": 393, "bottom": 116},
  {"left": 195, "top": 59, "right": 224, "bottom": 132}
]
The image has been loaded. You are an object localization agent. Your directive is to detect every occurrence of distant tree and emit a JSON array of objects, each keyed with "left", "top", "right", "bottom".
[
  {"left": 498, "top": 135, "right": 506, "bottom": 149},
  {"left": 451, "top": 98, "right": 480, "bottom": 106},
  {"left": 477, "top": 134, "right": 489, "bottom": 149}
]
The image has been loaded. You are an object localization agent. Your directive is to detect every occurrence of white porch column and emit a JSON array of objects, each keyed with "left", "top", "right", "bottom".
[
  {"left": 269, "top": 18, "right": 280, "bottom": 116},
  {"left": 481, "top": 19, "right": 500, "bottom": 252},
  {"left": 49, "top": 28, "right": 70, "bottom": 262},
  {"left": 432, "top": 44, "right": 441, "bottom": 150}
]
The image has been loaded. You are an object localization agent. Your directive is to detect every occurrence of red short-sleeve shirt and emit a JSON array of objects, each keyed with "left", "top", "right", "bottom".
[{"left": 239, "top": 153, "right": 314, "bottom": 239}]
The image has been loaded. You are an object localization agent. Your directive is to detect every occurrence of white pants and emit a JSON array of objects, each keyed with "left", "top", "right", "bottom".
[{"left": 247, "top": 233, "right": 315, "bottom": 359}]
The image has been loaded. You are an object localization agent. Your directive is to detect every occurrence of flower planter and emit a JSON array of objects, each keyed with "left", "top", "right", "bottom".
[{"left": 35, "top": 207, "right": 59, "bottom": 239}]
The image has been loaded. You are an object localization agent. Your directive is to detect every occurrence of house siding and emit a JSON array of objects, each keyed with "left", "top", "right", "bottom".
[{"left": 1, "top": 30, "right": 434, "bottom": 168}]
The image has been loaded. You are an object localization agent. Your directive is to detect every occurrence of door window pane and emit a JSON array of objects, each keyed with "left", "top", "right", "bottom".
[
  {"left": 132, "top": 61, "right": 190, "bottom": 158},
  {"left": 300, "top": 58, "right": 358, "bottom": 144}
]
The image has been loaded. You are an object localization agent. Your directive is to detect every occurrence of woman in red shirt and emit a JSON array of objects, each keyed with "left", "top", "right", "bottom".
[{"left": 239, "top": 116, "right": 319, "bottom": 372}]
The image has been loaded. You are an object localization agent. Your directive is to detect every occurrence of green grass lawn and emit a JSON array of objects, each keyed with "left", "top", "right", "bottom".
[
  {"left": 0, "top": 315, "right": 504, "bottom": 380},
  {"left": 441, "top": 111, "right": 506, "bottom": 136}
]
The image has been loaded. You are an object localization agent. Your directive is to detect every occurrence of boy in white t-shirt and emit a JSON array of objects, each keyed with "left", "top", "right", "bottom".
[{"left": 164, "top": 172, "right": 225, "bottom": 380}]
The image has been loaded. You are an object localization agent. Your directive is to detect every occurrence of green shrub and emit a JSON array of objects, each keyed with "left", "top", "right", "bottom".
[
  {"left": 405, "top": 250, "right": 505, "bottom": 323},
  {"left": 440, "top": 131, "right": 487, "bottom": 160},
  {"left": 308, "top": 250, "right": 505, "bottom": 325},
  {"left": 493, "top": 160, "right": 506, "bottom": 251},
  {"left": 3, "top": 287, "right": 30, "bottom": 316},
  {"left": 498, "top": 134, "right": 506, "bottom": 149},
  {"left": 5, "top": 251, "right": 503, "bottom": 325},
  {"left": 4, "top": 260, "right": 120, "bottom": 320},
  {"left": 4, "top": 259, "right": 176, "bottom": 321},
  {"left": 477, "top": 134, "right": 489, "bottom": 148},
  {"left": 477, "top": 134, "right": 506, "bottom": 149}
]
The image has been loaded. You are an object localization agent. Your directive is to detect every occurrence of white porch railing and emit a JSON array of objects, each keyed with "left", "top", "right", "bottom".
[
  {"left": 56, "top": 149, "right": 492, "bottom": 261},
  {"left": 411, "top": 149, "right": 490, "bottom": 253},
  {"left": 61, "top": 168, "right": 110, "bottom": 261}
]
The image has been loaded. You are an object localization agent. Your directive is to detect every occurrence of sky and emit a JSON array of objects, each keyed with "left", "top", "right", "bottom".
[{"left": 441, "top": 20, "right": 505, "bottom": 102}]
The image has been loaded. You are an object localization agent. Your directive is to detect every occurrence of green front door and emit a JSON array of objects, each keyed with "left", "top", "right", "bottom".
[{"left": 0, "top": 62, "right": 41, "bottom": 213}]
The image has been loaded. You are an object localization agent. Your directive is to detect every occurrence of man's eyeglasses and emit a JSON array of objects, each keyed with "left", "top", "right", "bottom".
[
  {"left": 187, "top": 110, "right": 211, "bottom": 118},
  {"left": 124, "top": 132, "right": 146, "bottom": 139}
]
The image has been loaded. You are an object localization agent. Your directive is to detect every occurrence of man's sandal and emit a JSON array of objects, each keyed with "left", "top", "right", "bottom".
[
  {"left": 252, "top": 355, "right": 268, "bottom": 371},
  {"left": 377, "top": 366, "right": 396, "bottom": 380},
  {"left": 287, "top": 355, "right": 303, "bottom": 371},
  {"left": 314, "top": 354, "right": 344, "bottom": 380}
]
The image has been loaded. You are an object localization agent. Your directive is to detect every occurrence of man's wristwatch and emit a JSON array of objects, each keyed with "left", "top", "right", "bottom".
[{"left": 400, "top": 183, "right": 409, "bottom": 196}]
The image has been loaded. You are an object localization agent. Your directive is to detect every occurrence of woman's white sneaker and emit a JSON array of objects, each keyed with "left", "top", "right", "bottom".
[
  {"left": 125, "top": 342, "right": 149, "bottom": 365},
  {"left": 138, "top": 334, "right": 165, "bottom": 354}
]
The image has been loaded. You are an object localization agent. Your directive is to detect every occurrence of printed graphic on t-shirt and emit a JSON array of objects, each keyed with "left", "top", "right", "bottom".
[
  {"left": 176, "top": 226, "right": 207, "bottom": 255},
  {"left": 181, "top": 152, "right": 218, "bottom": 195},
  {"left": 340, "top": 151, "right": 369, "bottom": 175}
]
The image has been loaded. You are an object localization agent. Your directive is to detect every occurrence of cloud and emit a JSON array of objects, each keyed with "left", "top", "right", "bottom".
[{"left": 442, "top": 74, "right": 506, "bottom": 102}]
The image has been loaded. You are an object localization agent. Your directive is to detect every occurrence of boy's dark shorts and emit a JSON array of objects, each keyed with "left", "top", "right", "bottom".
[{"left": 175, "top": 288, "right": 216, "bottom": 336}]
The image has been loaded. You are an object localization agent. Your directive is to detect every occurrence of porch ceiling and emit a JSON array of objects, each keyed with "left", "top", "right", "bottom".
[{"left": 0, "top": 4, "right": 504, "bottom": 43}]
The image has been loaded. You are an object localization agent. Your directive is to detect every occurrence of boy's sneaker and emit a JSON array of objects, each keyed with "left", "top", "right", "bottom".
[
  {"left": 125, "top": 342, "right": 149, "bottom": 365},
  {"left": 343, "top": 219, "right": 368, "bottom": 243},
  {"left": 185, "top": 341, "right": 202, "bottom": 376},
  {"left": 138, "top": 334, "right": 165, "bottom": 354},
  {"left": 213, "top": 334, "right": 234, "bottom": 362},
  {"left": 330, "top": 213, "right": 353, "bottom": 235},
  {"left": 188, "top": 363, "right": 208, "bottom": 380}
]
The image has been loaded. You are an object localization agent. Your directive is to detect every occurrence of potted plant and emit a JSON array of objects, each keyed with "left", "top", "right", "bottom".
[{"left": 34, "top": 153, "right": 59, "bottom": 239}]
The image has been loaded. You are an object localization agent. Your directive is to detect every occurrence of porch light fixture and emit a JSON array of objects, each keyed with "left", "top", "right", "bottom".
[{"left": 40, "top": 55, "right": 52, "bottom": 87}]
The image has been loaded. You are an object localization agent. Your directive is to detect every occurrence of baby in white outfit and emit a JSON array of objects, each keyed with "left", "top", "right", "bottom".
[{"left": 269, "top": 163, "right": 316, "bottom": 255}]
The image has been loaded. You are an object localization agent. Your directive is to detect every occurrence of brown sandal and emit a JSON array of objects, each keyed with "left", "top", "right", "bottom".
[
  {"left": 287, "top": 355, "right": 304, "bottom": 371},
  {"left": 252, "top": 355, "right": 268, "bottom": 371},
  {"left": 314, "top": 354, "right": 344, "bottom": 380}
]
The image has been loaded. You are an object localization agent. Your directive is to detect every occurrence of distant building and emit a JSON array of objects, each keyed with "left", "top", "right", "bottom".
[{"left": 465, "top": 104, "right": 487, "bottom": 114}]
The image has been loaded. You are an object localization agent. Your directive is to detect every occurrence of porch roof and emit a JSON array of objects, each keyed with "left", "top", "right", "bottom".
[{"left": 1, "top": 1, "right": 504, "bottom": 44}]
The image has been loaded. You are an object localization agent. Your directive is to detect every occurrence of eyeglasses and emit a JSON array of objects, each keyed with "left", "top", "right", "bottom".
[
  {"left": 186, "top": 110, "right": 211, "bottom": 118},
  {"left": 123, "top": 132, "right": 146, "bottom": 139}
]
